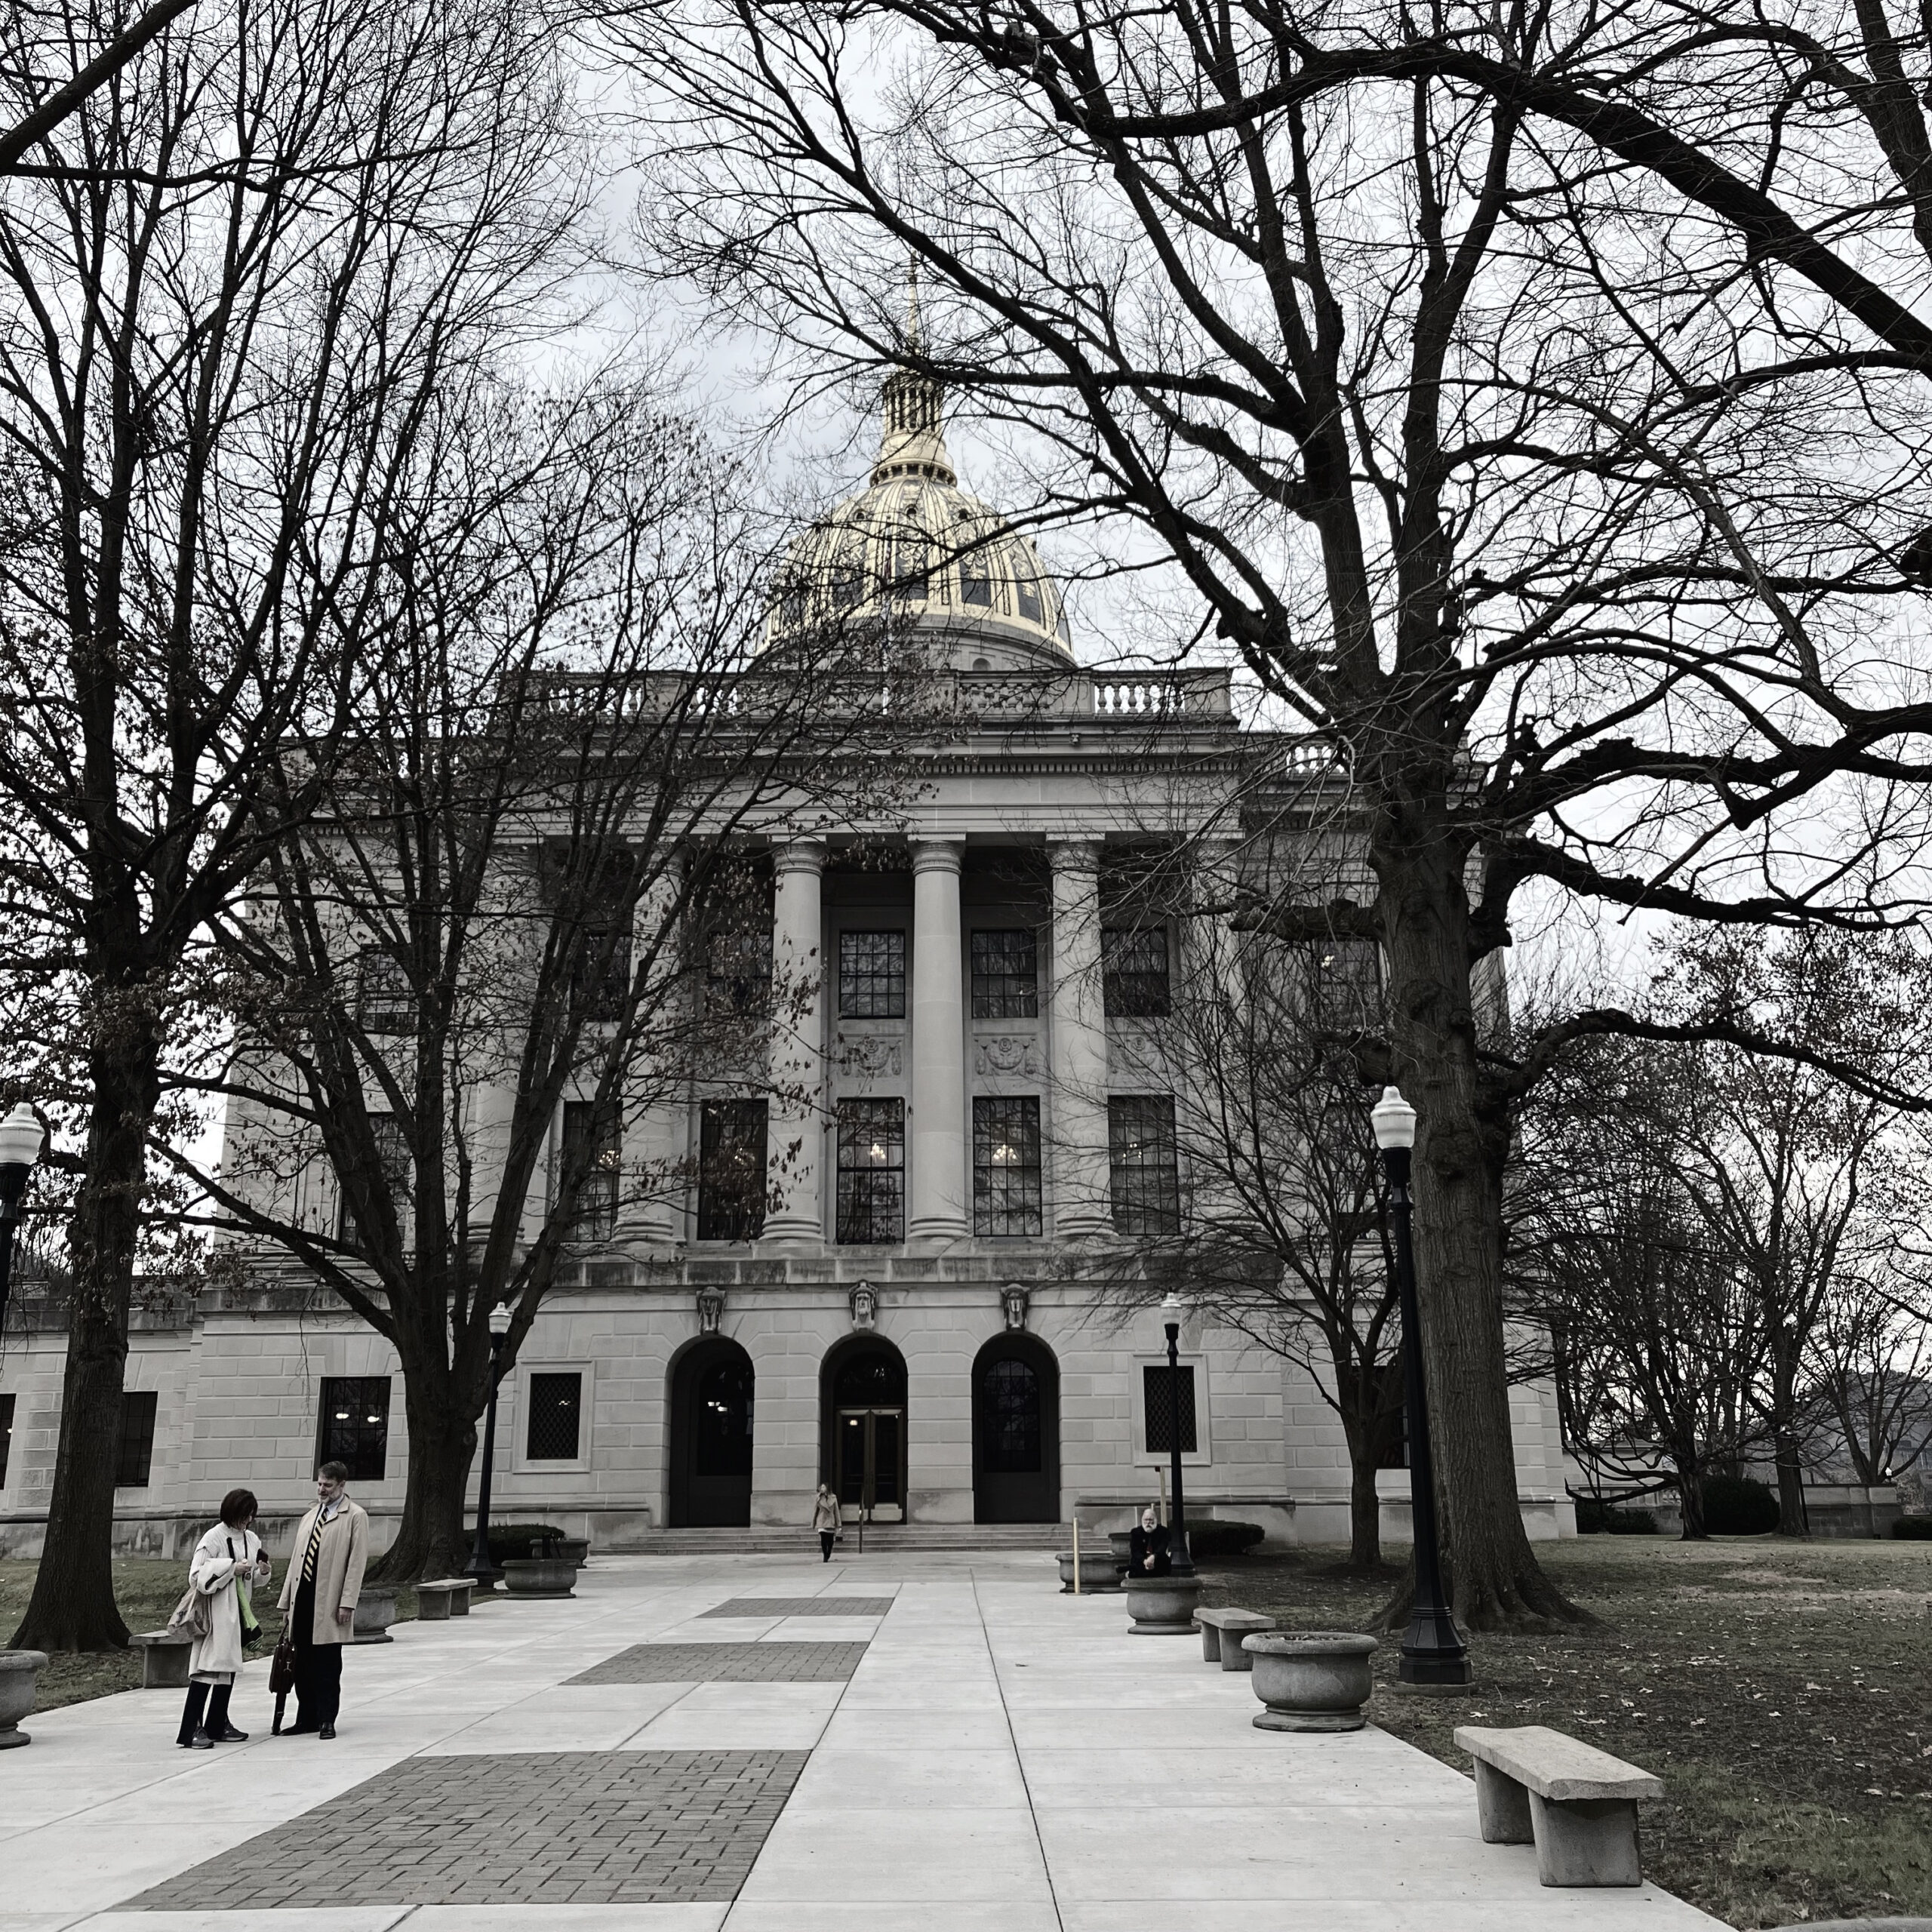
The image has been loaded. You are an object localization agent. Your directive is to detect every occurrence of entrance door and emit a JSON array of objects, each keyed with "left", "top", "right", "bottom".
[
  {"left": 823, "top": 1338, "right": 909, "bottom": 1524},
  {"left": 669, "top": 1339, "right": 755, "bottom": 1527},
  {"left": 974, "top": 1337, "right": 1058, "bottom": 1522},
  {"left": 837, "top": 1407, "right": 906, "bottom": 1521}
]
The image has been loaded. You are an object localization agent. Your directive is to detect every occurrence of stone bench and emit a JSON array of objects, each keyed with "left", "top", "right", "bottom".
[
  {"left": 1195, "top": 1607, "right": 1275, "bottom": 1670},
  {"left": 132, "top": 1630, "right": 192, "bottom": 1690},
  {"left": 1455, "top": 1724, "right": 1663, "bottom": 1887},
  {"left": 416, "top": 1579, "right": 475, "bottom": 1620}
]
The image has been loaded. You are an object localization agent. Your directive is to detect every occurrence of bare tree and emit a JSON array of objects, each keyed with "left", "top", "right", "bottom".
[
  {"left": 1803, "top": 1278, "right": 1932, "bottom": 1494},
  {"left": 170, "top": 376, "right": 907, "bottom": 1581},
  {"left": 0, "top": 0, "right": 589, "bottom": 1650},
  {"left": 1513, "top": 1038, "right": 1768, "bottom": 1540},
  {"left": 606, "top": 1, "right": 1932, "bottom": 1623}
]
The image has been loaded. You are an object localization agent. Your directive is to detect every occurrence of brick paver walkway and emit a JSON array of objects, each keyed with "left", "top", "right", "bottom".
[
  {"left": 123, "top": 1749, "right": 808, "bottom": 1907},
  {"left": 698, "top": 1595, "right": 895, "bottom": 1617},
  {"left": 567, "top": 1641, "right": 868, "bottom": 1683}
]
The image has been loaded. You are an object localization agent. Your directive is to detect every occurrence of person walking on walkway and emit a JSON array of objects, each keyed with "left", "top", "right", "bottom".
[
  {"left": 177, "top": 1488, "right": 272, "bottom": 1748},
  {"left": 276, "top": 1460, "right": 368, "bottom": 1740},
  {"left": 1130, "top": 1503, "right": 1172, "bottom": 1578},
  {"left": 813, "top": 1482, "right": 842, "bottom": 1561}
]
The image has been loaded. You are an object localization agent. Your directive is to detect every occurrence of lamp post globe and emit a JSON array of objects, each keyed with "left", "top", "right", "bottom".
[
  {"left": 0, "top": 1101, "right": 45, "bottom": 1334},
  {"left": 466, "top": 1303, "right": 514, "bottom": 1588},
  {"left": 1371, "top": 1085, "right": 1473, "bottom": 1690},
  {"left": 1159, "top": 1291, "right": 1193, "bottom": 1578}
]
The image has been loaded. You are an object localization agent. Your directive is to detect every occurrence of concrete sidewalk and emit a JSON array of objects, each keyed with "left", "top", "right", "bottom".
[{"left": 0, "top": 1552, "right": 1721, "bottom": 1931}]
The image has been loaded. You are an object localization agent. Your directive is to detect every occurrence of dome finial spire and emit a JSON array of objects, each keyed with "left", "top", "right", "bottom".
[{"left": 874, "top": 254, "right": 955, "bottom": 485}]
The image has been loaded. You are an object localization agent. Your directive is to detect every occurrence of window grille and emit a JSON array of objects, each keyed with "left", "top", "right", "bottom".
[
  {"left": 317, "top": 1376, "right": 390, "bottom": 1481},
  {"left": 1143, "top": 1364, "right": 1198, "bottom": 1455},
  {"left": 1109, "top": 1095, "right": 1181, "bottom": 1236},
  {"left": 697, "top": 1100, "right": 768, "bottom": 1241},
  {"left": 839, "top": 930, "right": 906, "bottom": 1019},
  {"left": 980, "top": 1358, "right": 1041, "bottom": 1472},
  {"left": 835, "top": 1098, "right": 905, "bottom": 1244},
  {"left": 355, "top": 948, "right": 414, "bottom": 1035},
  {"left": 525, "top": 1372, "right": 582, "bottom": 1461},
  {"left": 971, "top": 928, "right": 1038, "bottom": 1019},
  {"left": 115, "top": 1390, "right": 158, "bottom": 1488},
  {"left": 972, "top": 1096, "right": 1042, "bottom": 1237},
  {"left": 340, "top": 1112, "right": 413, "bottom": 1244},
  {"left": 1308, "top": 937, "right": 1383, "bottom": 1036},
  {"left": 562, "top": 1099, "right": 621, "bottom": 1241},
  {"left": 1102, "top": 924, "right": 1171, "bottom": 1017},
  {"left": 706, "top": 924, "right": 773, "bottom": 1015}
]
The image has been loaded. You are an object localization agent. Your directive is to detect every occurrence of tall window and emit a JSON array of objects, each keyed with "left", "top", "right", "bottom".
[
  {"left": 836, "top": 1098, "right": 905, "bottom": 1244},
  {"left": 1309, "top": 938, "right": 1383, "bottom": 1036},
  {"left": 0, "top": 1392, "right": 12, "bottom": 1487},
  {"left": 840, "top": 930, "right": 906, "bottom": 1018},
  {"left": 980, "top": 1358, "right": 1041, "bottom": 1472},
  {"left": 572, "top": 895, "right": 632, "bottom": 1023},
  {"left": 355, "top": 947, "right": 414, "bottom": 1034},
  {"left": 340, "top": 1112, "right": 412, "bottom": 1244},
  {"left": 115, "top": 1389, "right": 158, "bottom": 1488},
  {"left": 1109, "top": 1096, "right": 1181, "bottom": 1236},
  {"left": 697, "top": 1100, "right": 768, "bottom": 1241},
  {"left": 1102, "top": 924, "right": 1171, "bottom": 1017},
  {"left": 971, "top": 928, "right": 1038, "bottom": 1018},
  {"left": 1143, "top": 1364, "right": 1198, "bottom": 1455},
  {"left": 973, "top": 1096, "right": 1043, "bottom": 1237},
  {"left": 317, "top": 1376, "right": 390, "bottom": 1481},
  {"left": 561, "top": 1099, "right": 621, "bottom": 1241},
  {"left": 525, "top": 1371, "right": 582, "bottom": 1461},
  {"left": 706, "top": 924, "right": 772, "bottom": 1016}
]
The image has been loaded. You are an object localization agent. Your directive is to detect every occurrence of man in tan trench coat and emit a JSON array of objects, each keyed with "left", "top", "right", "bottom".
[{"left": 277, "top": 1460, "right": 368, "bottom": 1738}]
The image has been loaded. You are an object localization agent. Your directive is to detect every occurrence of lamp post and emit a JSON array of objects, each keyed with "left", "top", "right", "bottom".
[
  {"left": 465, "top": 1303, "right": 512, "bottom": 1589},
  {"left": 1369, "top": 1085, "right": 1472, "bottom": 1690},
  {"left": 1160, "top": 1291, "right": 1194, "bottom": 1577},
  {"left": 0, "top": 1103, "right": 45, "bottom": 1335}
]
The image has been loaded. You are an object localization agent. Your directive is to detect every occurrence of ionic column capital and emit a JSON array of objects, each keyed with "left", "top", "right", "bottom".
[
  {"left": 773, "top": 838, "right": 827, "bottom": 878},
  {"left": 1048, "top": 835, "right": 1103, "bottom": 875},
  {"left": 909, "top": 837, "right": 964, "bottom": 876}
]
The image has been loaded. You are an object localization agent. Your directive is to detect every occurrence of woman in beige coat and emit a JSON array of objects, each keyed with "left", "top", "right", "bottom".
[
  {"left": 813, "top": 1482, "right": 842, "bottom": 1562},
  {"left": 177, "top": 1487, "right": 272, "bottom": 1747},
  {"left": 275, "top": 1460, "right": 368, "bottom": 1739}
]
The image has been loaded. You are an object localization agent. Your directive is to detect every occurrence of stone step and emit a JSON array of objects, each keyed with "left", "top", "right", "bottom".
[{"left": 633, "top": 1522, "right": 1066, "bottom": 1555}]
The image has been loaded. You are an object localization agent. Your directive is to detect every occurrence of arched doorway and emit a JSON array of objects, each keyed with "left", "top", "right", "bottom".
[
  {"left": 821, "top": 1336, "right": 908, "bottom": 1524},
  {"left": 669, "top": 1337, "right": 755, "bottom": 1527},
  {"left": 973, "top": 1334, "right": 1059, "bottom": 1523}
]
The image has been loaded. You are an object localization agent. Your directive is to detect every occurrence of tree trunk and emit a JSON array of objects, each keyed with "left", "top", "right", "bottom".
[
  {"left": 10, "top": 1032, "right": 159, "bottom": 1651},
  {"left": 1676, "top": 1465, "right": 1708, "bottom": 1540},
  {"left": 1771, "top": 1425, "right": 1810, "bottom": 1537},
  {"left": 1376, "top": 835, "right": 1587, "bottom": 1628},
  {"left": 368, "top": 1375, "right": 478, "bottom": 1584},
  {"left": 1347, "top": 1447, "right": 1383, "bottom": 1571}
]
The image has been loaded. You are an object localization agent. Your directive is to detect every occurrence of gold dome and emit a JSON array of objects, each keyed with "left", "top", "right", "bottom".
[{"left": 767, "top": 372, "right": 1071, "bottom": 660}]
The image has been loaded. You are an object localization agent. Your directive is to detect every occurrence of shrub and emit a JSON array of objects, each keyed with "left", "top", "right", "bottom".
[
  {"left": 474, "top": 1521, "right": 565, "bottom": 1564},
  {"left": 1891, "top": 1515, "right": 1932, "bottom": 1540},
  {"left": 1183, "top": 1519, "right": 1267, "bottom": 1559},
  {"left": 1701, "top": 1475, "right": 1780, "bottom": 1536},
  {"left": 1577, "top": 1499, "right": 1658, "bottom": 1535}
]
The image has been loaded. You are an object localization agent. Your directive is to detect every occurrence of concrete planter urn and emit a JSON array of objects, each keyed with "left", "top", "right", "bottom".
[
  {"left": 502, "top": 1555, "right": 577, "bottom": 1599},
  {"left": 0, "top": 1651, "right": 49, "bottom": 1749},
  {"left": 552, "top": 1537, "right": 589, "bottom": 1569},
  {"left": 352, "top": 1586, "right": 400, "bottom": 1644},
  {"left": 1246, "top": 1631, "right": 1377, "bottom": 1732},
  {"left": 1124, "top": 1573, "right": 1201, "bottom": 1635}
]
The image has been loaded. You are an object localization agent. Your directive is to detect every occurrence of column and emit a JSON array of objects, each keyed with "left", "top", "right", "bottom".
[
  {"left": 908, "top": 838, "right": 969, "bottom": 1241},
  {"left": 1048, "top": 838, "right": 1112, "bottom": 1238},
  {"left": 761, "top": 839, "right": 826, "bottom": 1247},
  {"left": 623, "top": 851, "right": 687, "bottom": 1245}
]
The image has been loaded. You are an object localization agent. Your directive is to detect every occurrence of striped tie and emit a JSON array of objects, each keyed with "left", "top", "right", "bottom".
[{"left": 301, "top": 1515, "right": 321, "bottom": 1585}]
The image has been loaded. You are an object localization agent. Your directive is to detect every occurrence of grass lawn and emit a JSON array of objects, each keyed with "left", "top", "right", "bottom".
[
  {"left": 1197, "top": 1534, "right": 1932, "bottom": 1930},
  {"left": 0, "top": 1558, "right": 418, "bottom": 1712}
]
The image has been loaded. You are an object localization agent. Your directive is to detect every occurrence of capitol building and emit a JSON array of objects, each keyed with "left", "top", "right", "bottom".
[{"left": 0, "top": 374, "right": 1575, "bottom": 1558}]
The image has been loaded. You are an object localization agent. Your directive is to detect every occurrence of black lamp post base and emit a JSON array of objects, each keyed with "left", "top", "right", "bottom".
[{"left": 1395, "top": 1654, "right": 1475, "bottom": 1691}]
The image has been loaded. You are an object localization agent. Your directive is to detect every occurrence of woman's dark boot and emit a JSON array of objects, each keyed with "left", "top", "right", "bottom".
[{"left": 177, "top": 1682, "right": 211, "bottom": 1748}]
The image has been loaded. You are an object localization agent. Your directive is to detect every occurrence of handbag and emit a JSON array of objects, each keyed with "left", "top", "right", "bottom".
[{"left": 166, "top": 1582, "right": 211, "bottom": 1641}]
